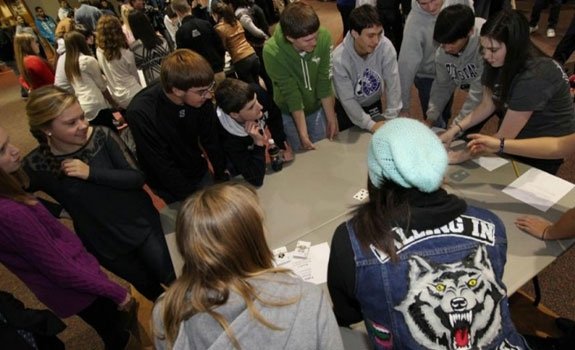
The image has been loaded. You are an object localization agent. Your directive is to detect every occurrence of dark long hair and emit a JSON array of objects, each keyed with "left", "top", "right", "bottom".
[
  {"left": 212, "top": 2, "right": 238, "bottom": 26},
  {"left": 64, "top": 31, "right": 92, "bottom": 83},
  {"left": 352, "top": 179, "right": 412, "bottom": 262},
  {"left": 128, "top": 9, "right": 162, "bottom": 50},
  {"left": 480, "top": 9, "right": 540, "bottom": 104}
]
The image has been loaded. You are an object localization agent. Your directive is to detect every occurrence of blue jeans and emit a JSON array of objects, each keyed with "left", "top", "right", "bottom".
[{"left": 282, "top": 108, "right": 327, "bottom": 151}]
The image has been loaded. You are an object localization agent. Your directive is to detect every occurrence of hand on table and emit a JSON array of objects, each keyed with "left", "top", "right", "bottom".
[
  {"left": 515, "top": 215, "right": 553, "bottom": 240},
  {"left": 370, "top": 121, "right": 385, "bottom": 133},
  {"left": 326, "top": 117, "right": 339, "bottom": 140},
  {"left": 299, "top": 135, "right": 316, "bottom": 151},
  {"left": 61, "top": 159, "right": 90, "bottom": 180},
  {"left": 467, "top": 133, "right": 500, "bottom": 155},
  {"left": 439, "top": 128, "right": 458, "bottom": 149},
  {"left": 448, "top": 149, "right": 471, "bottom": 164}
]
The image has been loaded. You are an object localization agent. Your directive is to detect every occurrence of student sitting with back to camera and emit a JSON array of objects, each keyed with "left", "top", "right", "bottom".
[{"left": 214, "top": 78, "right": 292, "bottom": 187}]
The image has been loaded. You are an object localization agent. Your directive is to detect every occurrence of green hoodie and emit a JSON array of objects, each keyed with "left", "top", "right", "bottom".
[{"left": 263, "top": 25, "right": 333, "bottom": 115}]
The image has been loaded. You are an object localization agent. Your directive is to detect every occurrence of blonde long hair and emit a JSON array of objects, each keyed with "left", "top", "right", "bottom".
[
  {"left": 26, "top": 86, "right": 79, "bottom": 173},
  {"left": 14, "top": 33, "right": 43, "bottom": 88},
  {"left": 159, "top": 183, "right": 295, "bottom": 349}
]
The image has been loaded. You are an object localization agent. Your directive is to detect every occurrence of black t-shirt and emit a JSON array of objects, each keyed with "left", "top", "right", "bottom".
[
  {"left": 482, "top": 57, "right": 575, "bottom": 173},
  {"left": 482, "top": 57, "right": 575, "bottom": 139}
]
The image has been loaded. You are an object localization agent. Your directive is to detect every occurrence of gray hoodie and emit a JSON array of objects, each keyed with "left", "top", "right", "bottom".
[
  {"left": 398, "top": 0, "right": 474, "bottom": 112},
  {"left": 427, "top": 17, "right": 486, "bottom": 123},
  {"left": 332, "top": 31, "right": 402, "bottom": 131},
  {"left": 153, "top": 273, "right": 344, "bottom": 350}
]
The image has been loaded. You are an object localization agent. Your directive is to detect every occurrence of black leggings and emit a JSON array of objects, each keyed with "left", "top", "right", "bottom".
[
  {"left": 77, "top": 297, "right": 130, "bottom": 350},
  {"left": 95, "top": 231, "right": 176, "bottom": 301}
]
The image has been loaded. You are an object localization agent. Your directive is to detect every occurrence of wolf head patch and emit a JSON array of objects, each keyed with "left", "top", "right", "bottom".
[{"left": 395, "top": 246, "right": 506, "bottom": 350}]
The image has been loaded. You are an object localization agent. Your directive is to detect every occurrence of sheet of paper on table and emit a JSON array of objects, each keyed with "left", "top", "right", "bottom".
[
  {"left": 274, "top": 242, "right": 330, "bottom": 285},
  {"left": 502, "top": 168, "right": 575, "bottom": 212},
  {"left": 472, "top": 156, "right": 509, "bottom": 171}
]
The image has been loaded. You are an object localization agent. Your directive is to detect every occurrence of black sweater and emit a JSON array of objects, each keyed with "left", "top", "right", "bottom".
[{"left": 126, "top": 83, "right": 227, "bottom": 203}]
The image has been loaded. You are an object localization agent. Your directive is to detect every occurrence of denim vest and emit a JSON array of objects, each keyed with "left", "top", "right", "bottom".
[{"left": 348, "top": 206, "right": 530, "bottom": 350}]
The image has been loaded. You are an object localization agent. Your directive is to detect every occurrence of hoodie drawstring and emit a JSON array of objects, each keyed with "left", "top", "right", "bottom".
[{"left": 300, "top": 57, "right": 312, "bottom": 91}]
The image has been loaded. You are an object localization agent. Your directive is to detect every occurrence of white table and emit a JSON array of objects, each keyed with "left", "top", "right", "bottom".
[{"left": 161, "top": 127, "right": 575, "bottom": 295}]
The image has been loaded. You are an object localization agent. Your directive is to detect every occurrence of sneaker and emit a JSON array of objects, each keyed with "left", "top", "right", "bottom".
[
  {"left": 547, "top": 28, "right": 556, "bottom": 38},
  {"left": 529, "top": 25, "right": 539, "bottom": 34}
]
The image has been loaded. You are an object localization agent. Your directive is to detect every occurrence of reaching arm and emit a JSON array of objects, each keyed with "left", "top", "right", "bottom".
[
  {"left": 237, "top": 13, "right": 267, "bottom": 39},
  {"left": 381, "top": 39, "right": 402, "bottom": 120},
  {"left": 515, "top": 209, "right": 575, "bottom": 240},
  {"left": 321, "top": 95, "right": 338, "bottom": 140},
  {"left": 493, "top": 109, "right": 533, "bottom": 139},
  {"left": 440, "top": 87, "right": 496, "bottom": 145},
  {"left": 427, "top": 55, "right": 456, "bottom": 123},
  {"left": 467, "top": 133, "right": 575, "bottom": 159},
  {"left": 292, "top": 109, "right": 315, "bottom": 150}
]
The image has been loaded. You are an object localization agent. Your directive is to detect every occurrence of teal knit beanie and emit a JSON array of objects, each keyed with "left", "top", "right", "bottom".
[{"left": 367, "top": 118, "right": 448, "bottom": 192}]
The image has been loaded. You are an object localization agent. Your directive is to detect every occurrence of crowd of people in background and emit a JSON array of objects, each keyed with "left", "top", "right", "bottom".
[{"left": 0, "top": 0, "right": 575, "bottom": 348}]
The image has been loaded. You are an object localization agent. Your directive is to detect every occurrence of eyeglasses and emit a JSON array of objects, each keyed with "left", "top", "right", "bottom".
[{"left": 188, "top": 81, "right": 216, "bottom": 99}]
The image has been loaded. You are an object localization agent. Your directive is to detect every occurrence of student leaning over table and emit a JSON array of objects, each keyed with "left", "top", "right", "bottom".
[
  {"left": 215, "top": 78, "right": 290, "bottom": 187},
  {"left": 263, "top": 2, "right": 338, "bottom": 151},
  {"left": 327, "top": 118, "right": 530, "bottom": 350},
  {"left": 398, "top": 0, "right": 473, "bottom": 125},
  {"left": 0, "top": 126, "right": 134, "bottom": 349},
  {"left": 23, "top": 86, "right": 176, "bottom": 302},
  {"left": 468, "top": 132, "right": 575, "bottom": 241},
  {"left": 440, "top": 9, "right": 575, "bottom": 175},
  {"left": 426, "top": 4, "right": 485, "bottom": 129},
  {"left": 153, "top": 183, "right": 344, "bottom": 350},
  {"left": 332, "top": 4, "right": 402, "bottom": 133}
]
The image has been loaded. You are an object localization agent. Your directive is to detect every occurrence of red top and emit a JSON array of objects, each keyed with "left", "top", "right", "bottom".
[{"left": 19, "top": 55, "right": 55, "bottom": 90}]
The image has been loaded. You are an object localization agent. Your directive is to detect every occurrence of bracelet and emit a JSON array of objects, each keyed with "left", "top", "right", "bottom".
[
  {"left": 542, "top": 225, "right": 551, "bottom": 240},
  {"left": 450, "top": 121, "right": 463, "bottom": 138},
  {"left": 498, "top": 138, "right": 505, "bottom": 154}
]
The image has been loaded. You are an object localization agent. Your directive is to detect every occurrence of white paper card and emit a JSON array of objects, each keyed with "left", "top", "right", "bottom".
[
  {"left": 274, "top": 242, "right": 330, "bottom": 285},
  {"left": 472, "top": 156, "right": 509, "bottom": 171},
  {"left": 502, "top": 168, "right": 575, "bottom": 212}
]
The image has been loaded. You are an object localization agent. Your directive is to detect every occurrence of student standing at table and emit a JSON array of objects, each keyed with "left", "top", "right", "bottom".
[
  {"left": 427, "top": 5, "right": 485, "bottom": 129},
  {"left": 263, "top": 2, "right": 338, "bottom": 151},
  {"left": 332, "top": 5, "right": 401, "bottom": 133},
  {"left": 214, "top": 78, "right": 289, "bottom": 186},
  {"left": 440, "top": 9, "right": 575, "bottom": 175},
  {"left": 23, "top": 86, "right": 176, "bottom": 301},
  {"left": 0, "top": 126, "right": 133, "bottom": 349},
  {"left": 125, "top": 49, "right": 228, "bottom": 204},
  {"left": 328, "top": 118, "right": 530, "bottom": 350},
  {"left": 398, "top": 0, "right": 472, "bottom": 126},
  {"left": 153, "top": 183, "right": 344, "bottom": 349}
]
